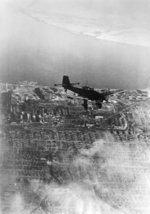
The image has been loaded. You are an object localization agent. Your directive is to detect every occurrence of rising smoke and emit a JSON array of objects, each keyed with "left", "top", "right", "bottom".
[{"left": 3, "top": 134, "right": 150, "bottom": 214}]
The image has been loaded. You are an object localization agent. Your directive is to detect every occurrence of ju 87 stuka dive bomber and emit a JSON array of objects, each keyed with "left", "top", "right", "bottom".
[{"left": 55, "top": 75, "right": 115, "bottom": 110}]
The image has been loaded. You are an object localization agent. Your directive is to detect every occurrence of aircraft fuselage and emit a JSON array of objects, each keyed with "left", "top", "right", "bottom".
[{"left": 65, "top": 85, "right": 106, "bottom": 102}]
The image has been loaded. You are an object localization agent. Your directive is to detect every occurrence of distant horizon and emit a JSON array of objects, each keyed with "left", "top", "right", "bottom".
[{"left": 1, "top": 0, "right": 150, "bottom": 90}]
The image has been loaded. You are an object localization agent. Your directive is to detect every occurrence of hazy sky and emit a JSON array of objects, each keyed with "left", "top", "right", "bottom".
[{"left": 0, "top": 0, "right": 150, "bottom": 89}]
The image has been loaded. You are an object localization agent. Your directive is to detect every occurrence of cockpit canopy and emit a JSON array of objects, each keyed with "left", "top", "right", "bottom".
[{"left": 82, "top": 86, "right": 94, "bottom": 91}]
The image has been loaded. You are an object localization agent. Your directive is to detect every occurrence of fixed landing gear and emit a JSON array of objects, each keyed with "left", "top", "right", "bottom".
[
  {"left": 82, "top": 100, "right": 103, "bottom": 110},
  {"left": 96, "top": 101, "right": 102, "bottom": 109},
  {"left": 82, "top": 99, "right": 88, "bottom": 110}
]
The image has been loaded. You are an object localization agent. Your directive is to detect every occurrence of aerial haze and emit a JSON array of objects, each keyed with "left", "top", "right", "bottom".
[
  {"left": 1, "top": 2, "right": 150, "bottom": 214},
  {"left": 0, "top": 0, "right": 150, "bottom": 88}
]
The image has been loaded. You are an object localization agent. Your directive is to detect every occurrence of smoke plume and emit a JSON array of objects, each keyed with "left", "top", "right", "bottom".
[{"left": 2, "top": 133, "right": 150, "bottom": 214}]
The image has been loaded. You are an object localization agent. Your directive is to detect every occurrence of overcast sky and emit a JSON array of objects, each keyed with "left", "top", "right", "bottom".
[{"left": 0, "top": 0, "right": 150, "bottom": 89}]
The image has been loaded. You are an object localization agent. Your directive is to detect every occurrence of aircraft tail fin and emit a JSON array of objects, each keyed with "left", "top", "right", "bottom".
[
  {"left": 54, "top": 75, "right": 79, "bottom": 89},
  {"left": 62, "top": 75, "right": 71, "bottom": 88}
]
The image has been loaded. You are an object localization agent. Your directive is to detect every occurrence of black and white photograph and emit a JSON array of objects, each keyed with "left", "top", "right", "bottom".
[{"left": 1, "top": 0, "right": 150, "bottom": 213}]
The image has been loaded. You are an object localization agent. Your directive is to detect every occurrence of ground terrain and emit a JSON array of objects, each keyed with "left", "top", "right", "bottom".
[{"left": 0, "top": 82, "right": 150, "bottom": 214}]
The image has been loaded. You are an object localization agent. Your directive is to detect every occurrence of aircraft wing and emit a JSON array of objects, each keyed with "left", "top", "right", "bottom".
[
  {"left": 101, "top": 89, "right": 125, "bottom": 97},
  {"left": 67, "top": 95, "right": 93, "bottom": 102},
  {"left": 67, "top": 94, "right": 85, "bottom": 100}
]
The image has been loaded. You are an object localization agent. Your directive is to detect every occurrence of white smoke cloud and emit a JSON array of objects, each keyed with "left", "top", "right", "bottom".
[
  {"left": 2, "top": 134, "right": 150, "bottom": 214},
  {"left": 8, "top": 180, "right": 125, "bottom": 214}
]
